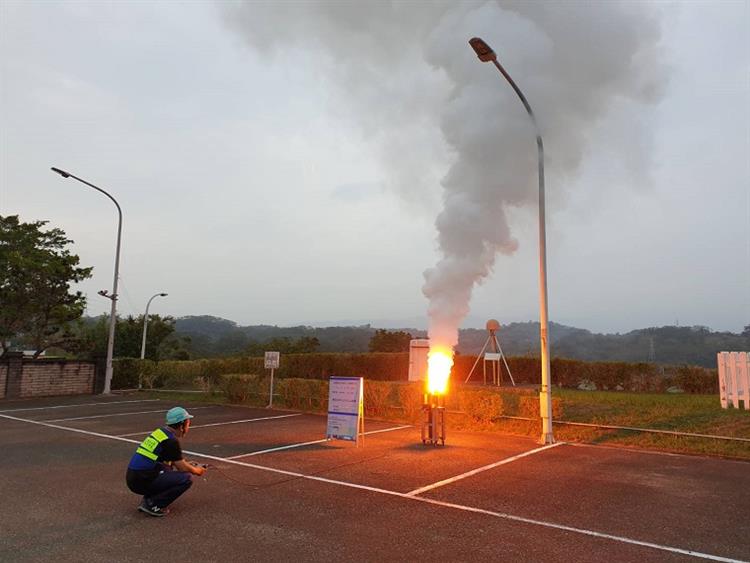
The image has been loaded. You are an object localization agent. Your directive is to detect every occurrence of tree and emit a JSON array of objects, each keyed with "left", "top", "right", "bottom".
[
  {"left": 0, "top": 215, "right": 92, "bottom": 357},
  {"left": 75, "top": 314, "right": 181, "bottom": 360},
  {"left": 368, "top": 329, "right": 412, "bottom": 352},
  {"left": 246, "top": 336, "right": 321, "bottom": 356}
]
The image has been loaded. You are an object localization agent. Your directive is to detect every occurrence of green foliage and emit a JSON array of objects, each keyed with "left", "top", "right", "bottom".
[
  {"left": 112, "top": 352, "right": 719, "bottom": 395},
  {"left": 219, "top": 374, "right": 266, "bottom": 403},
  {"left": 0, "top": 215, "right": 92, "bottom": 357},
  {"left": 246, "top": 336, "right": 320, "bottom": 356},
  {"left": 210, "top": 376, "right": 557, "bottom": 428},
  {"left": 278, "top": 378, "right": 329, "bottom": 410},
  {"left": 368, "top": 329, "right": 412, "bottom": 352},
  {"left": 167, "top": 316, "right": 749, "bottom": 366},
  {"left": 112, "top": 356, "right": 265, "bottom": 390},
  {"left": 175, "top": 318, "right": 379, "bottom": 357},
  {"left": 363, "top": 380, "right": 393, "bottom": 417},
  {"left": 397, "top": 383, "right": 424, "bottom": 423},
  {"left": 458, "top": 389, "right": 505, "bottom": 427},
  {"left": 76, "top": 314, "right": 185, "bottom": 361}
]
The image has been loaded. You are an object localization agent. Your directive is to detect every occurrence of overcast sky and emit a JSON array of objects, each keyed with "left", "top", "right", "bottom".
[{"left": 1, "top": 1, "right": 748, "bottom": 334}]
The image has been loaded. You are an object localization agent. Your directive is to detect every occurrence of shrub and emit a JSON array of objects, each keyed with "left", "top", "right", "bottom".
[
  {"left": 364, "top": 380, "right": 392, "bottom": 418},
  {"left": 672, "top": 365, "right": 717, "bottom": 394},
  {"left": 458, "top": 388, "right": 504, "bottom": 427},
  {"left": 113, "top": 353, "right": 718, "bottom": 396},
  {"left": 219, "top": 374, "right": 259, "bottom": 403}
]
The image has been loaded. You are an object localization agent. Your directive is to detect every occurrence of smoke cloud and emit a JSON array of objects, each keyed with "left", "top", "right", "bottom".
[{"left": 221, "top": 1, "right": 666, "bottom": 350}]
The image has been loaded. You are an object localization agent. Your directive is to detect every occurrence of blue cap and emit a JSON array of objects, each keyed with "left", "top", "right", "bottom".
[{"left": 166, "top": 407, "right": 194, "bottom": 425}]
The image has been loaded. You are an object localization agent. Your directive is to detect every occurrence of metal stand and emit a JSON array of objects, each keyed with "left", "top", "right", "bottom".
[
  {"left": 421, "top": 393, "right": 446, "bottom": 446},
  {"left": 267, "top": 367, "right": 275, "bottom": 408},
  {"left": 464, "top": 328, "right": 515, "bottom": 386}
]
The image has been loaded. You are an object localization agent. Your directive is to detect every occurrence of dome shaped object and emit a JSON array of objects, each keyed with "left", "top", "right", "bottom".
[{"left": 486, "top": 319, "right": 500, "bottom": 332}]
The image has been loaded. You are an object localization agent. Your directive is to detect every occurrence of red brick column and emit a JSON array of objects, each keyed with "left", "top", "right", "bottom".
[{"left": 4, "top": 352, "right": 24, "bottom": 399}]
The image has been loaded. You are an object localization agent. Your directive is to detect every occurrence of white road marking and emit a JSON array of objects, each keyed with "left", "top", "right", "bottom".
[
  {"left": 0, "top": 413, "right": 141, "bottom": 445},
  {"left": 410, "top": 496, "right": 747, "bottom": 563},
  {"left": 0, "top": 399, "right": 161, "bottom": 413},
  {"left": 46, "top": 406, "right": 213, "bottom": 423},
  {"left": 117, "top": 413, "right": 302, "bottom": 437},
  {"left": 405, "top": 442, "right": 564, "bottom": 496},
  {"left": 1, "top": 413, "right": 746, "bottom": 563},
  {"left": 567, "top": 442, "right": 750, "bottom": 463},
  {"left": 556, "top": 419, "right": 750, "bottom": 443},
  {"left": 227, "top": 425, "right": 412, "bottom": 459}
]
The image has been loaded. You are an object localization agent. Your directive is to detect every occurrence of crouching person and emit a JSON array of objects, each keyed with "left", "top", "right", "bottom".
[{"left": 126, "top": 406, "right": 206, "bottom": 517}]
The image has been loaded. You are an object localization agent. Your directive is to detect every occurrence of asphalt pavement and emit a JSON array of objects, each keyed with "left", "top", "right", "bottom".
[{"left": 1, "top": 394, "right": 748, "bottom": 563}]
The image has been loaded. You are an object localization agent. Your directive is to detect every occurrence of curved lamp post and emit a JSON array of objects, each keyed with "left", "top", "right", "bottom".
[
  {"left": 51, "top": 167, "right": 121, "bottom": 395},
  {"left": 140, "top": 293, "right": 168, "bottom": 360},
  {"left": 140, "top": 292, "right": 167, "bottom": 390},
  {"left": 468, "top": 37, "right": 554, "bottom": 444}
]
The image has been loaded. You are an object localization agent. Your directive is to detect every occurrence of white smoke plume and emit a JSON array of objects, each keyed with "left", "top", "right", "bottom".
[{"left": 221, "top": 1, "right": 666, "bottom": 351}]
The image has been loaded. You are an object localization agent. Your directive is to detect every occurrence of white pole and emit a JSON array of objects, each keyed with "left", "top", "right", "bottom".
[
  {"left": 139, "top": 293, "right": 167, "bottom": 390},
  {"left": 268, "top": 368, "right": 275, "bottom": 408},
  {"left": 140, "top": 293, "right": 167, "bottom": 361},
  {"left": 467, "top": 39, "right": 554, "bottom": 443},
  {"left": 51, "top": 168, "right": 121, "bottom": 396}
]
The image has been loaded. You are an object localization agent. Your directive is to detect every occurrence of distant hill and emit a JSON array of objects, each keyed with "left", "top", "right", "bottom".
[{"left": 173, "top": 315, "right": 749, "bottom": 367}]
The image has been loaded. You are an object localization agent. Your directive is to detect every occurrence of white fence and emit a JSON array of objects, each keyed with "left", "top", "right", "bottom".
[{"left": 717, "top": 351, "right": 750, "bottom": 409}]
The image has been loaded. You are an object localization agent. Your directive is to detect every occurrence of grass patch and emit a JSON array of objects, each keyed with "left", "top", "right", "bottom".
[
  {"left": 127, "top": 385, "right": 750, "bottom": 460},
  {"left": 553, "top": 389, "right": 750, "bottom": 459}
]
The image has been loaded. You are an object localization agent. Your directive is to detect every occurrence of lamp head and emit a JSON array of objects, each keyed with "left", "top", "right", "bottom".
[
  {"left": 51, "top": 167, "right": 71, "bottom": 178},
  {"left": 469, "top": 37, "right": 496, "bottom": 62},
  {"left": 159, "top": 293, "right": 168, "bottom": 297}
]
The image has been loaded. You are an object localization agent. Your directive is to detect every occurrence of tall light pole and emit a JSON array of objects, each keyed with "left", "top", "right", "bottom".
[
  {"left": 51, "top": 167, "right": 121, "bottom": 395},
  {"left": 141, "top": 293, "right": 168, "bottom": 360},
  {"left": 468, "top": 37, "right": 554, "bottom": 444}
]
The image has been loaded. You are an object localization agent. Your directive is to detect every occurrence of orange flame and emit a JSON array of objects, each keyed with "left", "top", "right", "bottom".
[{"left": 427, "top": 347, "right": 453, "bottom": 395}]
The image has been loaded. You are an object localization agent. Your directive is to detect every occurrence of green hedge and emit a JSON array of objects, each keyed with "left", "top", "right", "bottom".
[
  {"left": 112, "top": 353, "right": 718, "bottom": 394},
  {"left": 214, "top": 374, "right": 560, "bottom": 426}
]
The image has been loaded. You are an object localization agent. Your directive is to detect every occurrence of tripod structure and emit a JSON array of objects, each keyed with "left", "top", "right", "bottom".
[{"left": 464, "top": 320, "right": 515, "bottom": 386}]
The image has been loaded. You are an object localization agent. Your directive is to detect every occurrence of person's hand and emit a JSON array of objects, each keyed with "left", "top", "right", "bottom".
[{"left": 190, "top": 461, "right": 207, "bottom": 476}]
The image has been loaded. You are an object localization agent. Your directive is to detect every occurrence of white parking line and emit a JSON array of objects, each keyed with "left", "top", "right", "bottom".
[
  {"left": 227, "top": 424, "right": 412, "bottom": 459},
  {"left": 0, "top": 412, "right": 745, "bottom": 563},
  {"left": 0, "top": 399, "right": 161, "bottom": 413},
  {"left": 405, "top": 442, "right": 563, "bottom": 497},
  {"left": 117, "top": 413, "right": 302, "bottom": 437},
  {"left": 46, "top": 406, "right": 213, "bottom": 423},
  {"left": 410, "top": 496, "right": 745, "bottom": 563},
  {"left": 192, "top": 413, "right": 302, "bottom": 429},
  {"left": 567, "top": 442, "right": 750, "bottom": 463}
]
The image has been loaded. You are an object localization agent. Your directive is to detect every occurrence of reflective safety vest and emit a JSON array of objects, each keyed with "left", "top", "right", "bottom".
[{"left": 135, "top": 428, "right": 170, "bottom": 461}]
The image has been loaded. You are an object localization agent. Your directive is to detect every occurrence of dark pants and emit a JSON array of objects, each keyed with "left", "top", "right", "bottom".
[{"left": 126, "top": 467, "right": 192, "bottom": 509}]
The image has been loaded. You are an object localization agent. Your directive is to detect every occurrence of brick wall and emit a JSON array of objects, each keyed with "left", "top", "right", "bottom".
[
  {"left": 18, "top": 360, "right": 95, "bottom": 397},
  {"left": 0, "top": 364, "right": 7, "bottom": 399},
  {"left": 0, "top": 356, "right": 99, "bottom": 399}
]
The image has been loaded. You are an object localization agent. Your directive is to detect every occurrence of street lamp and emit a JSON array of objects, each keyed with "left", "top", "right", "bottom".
[
  {"left": 468, "top": 37, "right": 554, "bottom": 444},
  {"left": 141, "top": 293, "right": 168, "bottom": 360},
  {"left": 51, "top": 167, "right": 121, "bottom": 395}
]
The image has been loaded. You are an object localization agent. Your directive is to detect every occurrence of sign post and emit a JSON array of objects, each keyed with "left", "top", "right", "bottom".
[
  {"left": 264, "top": 351, "right": 280, "bottom": 408},
  {"left": 326, "top": 377, "right": 364, "bottom": 446}
]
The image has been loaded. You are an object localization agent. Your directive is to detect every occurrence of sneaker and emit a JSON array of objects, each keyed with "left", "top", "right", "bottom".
[{"left": 137, "top": 500, "right": 169, "bottom": 517}]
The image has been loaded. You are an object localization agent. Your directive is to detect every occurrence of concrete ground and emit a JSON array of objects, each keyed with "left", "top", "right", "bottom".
[{"left": 0, "top": 394, "right": 748, "bottom": 563}]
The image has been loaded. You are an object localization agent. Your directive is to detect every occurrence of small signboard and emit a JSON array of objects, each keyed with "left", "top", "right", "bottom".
[
  {"left": 264, "top": 351, "right": 280, "bottom": 408},
  {"left": 264, "top": 351, "right": 280, "bottom": 369},
  {"left": 326, "top": 376, "right": 364, "bottom": 445}
]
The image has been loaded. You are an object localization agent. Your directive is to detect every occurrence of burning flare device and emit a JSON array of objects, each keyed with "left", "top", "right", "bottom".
[{"left": 421, "top": 348, "right": 452, "bottom": 446}]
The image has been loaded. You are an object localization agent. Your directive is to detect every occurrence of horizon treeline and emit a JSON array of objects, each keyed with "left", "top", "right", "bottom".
[{"left": 148, "top": 315, "right": 749, "bottom": 368}]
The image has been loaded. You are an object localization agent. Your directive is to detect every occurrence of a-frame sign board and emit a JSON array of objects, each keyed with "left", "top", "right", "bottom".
[{"left": 326, "top": 376, "right": 365, "bottom": 446}]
